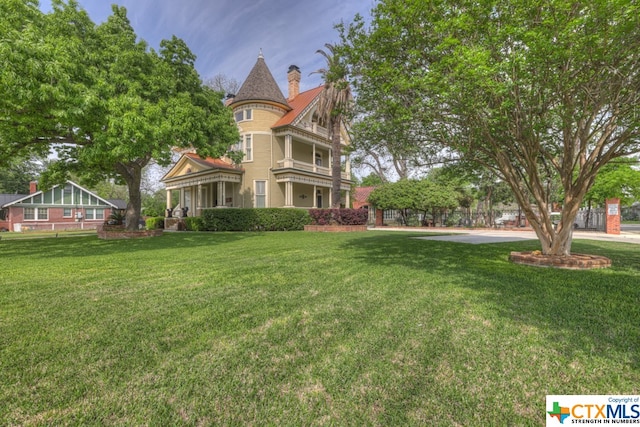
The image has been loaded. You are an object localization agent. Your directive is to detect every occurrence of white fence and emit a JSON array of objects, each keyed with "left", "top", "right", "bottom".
[{"left": 13, "top": 222, "right": 101, "bottom": 232}]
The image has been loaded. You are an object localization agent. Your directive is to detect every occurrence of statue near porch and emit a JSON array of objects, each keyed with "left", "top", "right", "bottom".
[
  {"left": 166, "top": 208, "right": 172, "bottom": 218},
  {"left": 182, "top": 206, "right": 189, "bottom": 217}
]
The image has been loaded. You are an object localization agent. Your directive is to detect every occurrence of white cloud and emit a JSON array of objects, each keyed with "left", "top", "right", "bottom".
[{"left": 40, "top": 0, "right": 373, "bottom": 94}]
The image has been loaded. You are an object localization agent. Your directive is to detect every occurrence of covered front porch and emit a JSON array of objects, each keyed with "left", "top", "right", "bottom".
[
  {"left": 165, "top": 178, "right": 242, "bottom": 217},
  {"left": 160, "top": 153, "right": 244, "bottom": 217},
  {"left": 276, "top": 174, "right": 351, "bottom": 209}
]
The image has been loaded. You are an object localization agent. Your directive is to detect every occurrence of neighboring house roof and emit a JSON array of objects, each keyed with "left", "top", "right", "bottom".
[
  {"left": 0, "top": 194, "right": 25, "bottom": 208},
  {"left": 230, "top": 53, "right": 290, "bottom": 110},
  {"left": 1, "top": 181, "right": 119, "bottom": 208},
  {"left": 107, "top": 199, "right": 128, "bottom": 210},
  {"left": 273, "top": 86, "right": 324, "bottom": 128},
  {"left": 354, "top": 186, "right": 376, "bottom": 204}
]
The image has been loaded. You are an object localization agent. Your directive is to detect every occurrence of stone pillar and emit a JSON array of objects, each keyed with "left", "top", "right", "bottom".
[
  {"left": 605, "top": 198, "right": 621, "bottom": 235},
  {"left": 375, "top": 209, "right": 384, "bottom": 227}
]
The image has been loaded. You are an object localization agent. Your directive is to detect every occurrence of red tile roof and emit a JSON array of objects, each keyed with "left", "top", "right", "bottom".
[
  {"left": 272, "top": 86, "right": 324, "bottom": 128},
  {"left": 184, "top": 153, "right": 239, "bottom": 171},
  {"left": 354, "top": 186, "right": 376, "bottom": 203}
]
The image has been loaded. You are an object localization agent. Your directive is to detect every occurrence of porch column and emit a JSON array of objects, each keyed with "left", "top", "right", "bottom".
[
  {"left": 166, "top": 190, "right": 172, "bottom": 216},
  {"left": 313, "top": 185, "right": 317, "bottom": 208},
  {"left": 197, "top": 184, "right": 203, "bottom": 216},
  {"left": 285, "top": 135, "right": 292, "bottom": 159},
  {"left": 285, "top": 181, "right": 294, "bottom": 207},
  {"left": 180, "top": 188, "right": 185, "bottom": 211},
  {"left": 345, "top": 189, "right": 351, "bottom": 209},
  {"left": 312, "top": 144, "right": 317, "bottom": 173},
  {"left": 217, "top": 181, "right": 225, "bottom": 207},
  {"left": 345, "top": 153, "right": 351, "bottom": 177}
]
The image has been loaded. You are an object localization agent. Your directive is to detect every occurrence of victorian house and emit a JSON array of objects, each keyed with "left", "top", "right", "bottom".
[{"left": 160, "top": 53, "right": 352, "bottom": 216}]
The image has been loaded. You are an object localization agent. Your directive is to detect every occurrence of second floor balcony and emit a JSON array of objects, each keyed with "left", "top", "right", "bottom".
[{"left": 275, "top": 159, "right": 350, "bottom": 181}]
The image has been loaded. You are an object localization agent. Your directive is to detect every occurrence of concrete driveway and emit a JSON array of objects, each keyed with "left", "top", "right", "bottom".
[{"left": 372, "top": 227, "right": 640, "bottom": 245}]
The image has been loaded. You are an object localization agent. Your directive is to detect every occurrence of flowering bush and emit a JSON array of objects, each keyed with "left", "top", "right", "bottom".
[{"left": 308, "top": 209, "right": 369, "bottom": 226}]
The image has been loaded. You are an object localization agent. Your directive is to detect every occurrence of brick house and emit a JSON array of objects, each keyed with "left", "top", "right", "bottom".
[{"left": 0, "top": 181, "right": 124, "bottom": 232}]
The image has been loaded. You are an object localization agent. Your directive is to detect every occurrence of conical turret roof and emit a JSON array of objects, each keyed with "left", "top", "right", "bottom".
[{"left": 230, "top": 52, "right": 290, "bottom": 110}]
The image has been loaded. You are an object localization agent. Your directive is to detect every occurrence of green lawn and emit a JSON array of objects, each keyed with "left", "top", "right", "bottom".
[{"left": 1, "top": 231, "right": 638, "bottom": 425}]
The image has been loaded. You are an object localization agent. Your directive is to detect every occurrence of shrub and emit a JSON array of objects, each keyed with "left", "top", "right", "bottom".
[
  {"left": 308, "top": 209, "right": 369, "bottom": 226},
  {"left": 333, "top": 208, "right": 369, "bottom": 225},
  {"left": 183, "top": 216, "right": 204, "bottom": 231},
  {"left": 308, "top": 209, "right": 333, "bottom": 225},
  {"left": 253, "top": 208, "right": 312, "bottom": 231},
  {"left": 145, "top": 217, "right": 164, "bottom": 230},
  {"left": 108, "top": 211, "right": 125, "bottom": 225},
  {"left": 200, "top": 208, "right": 311, "bottom": 231}
]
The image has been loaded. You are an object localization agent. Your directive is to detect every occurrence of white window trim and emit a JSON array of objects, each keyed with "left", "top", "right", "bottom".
[
  {"left": 254, "top": 180, "right": 267, "bottom": 208},
  {"left": 245, "top": 134, "right": 253, "bottom": 162},
  {"left": 24, "top": 207, "right": 48, "bottom": 221},
  {"left": 63, "top": 208, "right": 73, "bottom": 218},
  {"left": 234, "top": 108, "right": 253, "bottom": 123},
  {"left": 237, "top": 134, "right": 253, "bottom": 163}
]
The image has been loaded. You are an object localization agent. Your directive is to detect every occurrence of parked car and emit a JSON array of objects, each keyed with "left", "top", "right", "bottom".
[{"left": 495, "top": 213, "right": 517, "bottom": 226}]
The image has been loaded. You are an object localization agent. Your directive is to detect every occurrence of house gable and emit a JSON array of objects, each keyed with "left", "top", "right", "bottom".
[
  {"left": 272, "top": 86, "right": 323, "bottom": 129},
  {"left": 161, "top": 153, "right": 241, "bottom": 182},
  {"left": 5, "top": 181, "right": 116, "bottom": 208}
]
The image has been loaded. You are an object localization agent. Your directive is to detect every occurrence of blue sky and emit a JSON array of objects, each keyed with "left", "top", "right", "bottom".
[{"left": 39, "top": 0, "right": 375, "bottom": 93}]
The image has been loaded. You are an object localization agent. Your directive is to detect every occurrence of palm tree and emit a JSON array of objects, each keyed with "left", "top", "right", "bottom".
[{"left": 313, "top": 43, "right": 352, "bottom": 208}]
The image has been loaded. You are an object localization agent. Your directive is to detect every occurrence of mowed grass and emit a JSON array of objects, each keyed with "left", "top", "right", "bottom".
[{"left": 1, "top": 231, "right": 638, "bottom": 426}]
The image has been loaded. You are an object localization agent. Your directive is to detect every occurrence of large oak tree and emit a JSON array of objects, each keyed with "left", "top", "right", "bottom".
[
  {"left": 340, "top": 0, "right": 640, "bottom": 255},
  {"left": 1, "top": 1, "right": 238, "bottom": 230}
]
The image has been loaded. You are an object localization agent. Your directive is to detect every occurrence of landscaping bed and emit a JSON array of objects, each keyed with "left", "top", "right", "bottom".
[
  {"left": 509, "top": 251, "right": 612, "bottom": 269},
  {"left": 96, "top": 224, "right": 163, "bottom": 239},
  {"left": 304, "top": 224, "right": 368, "bottom": 232}
]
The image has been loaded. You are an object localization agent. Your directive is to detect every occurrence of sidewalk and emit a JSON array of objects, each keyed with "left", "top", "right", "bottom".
[{"left": 369, "top": 226, "right": 640, "bottom": 245}]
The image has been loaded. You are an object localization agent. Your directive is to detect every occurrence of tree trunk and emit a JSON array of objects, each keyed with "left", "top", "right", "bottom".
[
  {"left": 330, "top": 117, "right": 342, "bottom": 208},
  {"left": 520, "top": 197, "right": 582, "bottom": 256},
  {"left": 115, "top": 162, "right": 144, "bottom": 232}
]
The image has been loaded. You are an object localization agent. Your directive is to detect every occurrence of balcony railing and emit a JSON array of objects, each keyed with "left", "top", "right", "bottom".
[
  {"left": 276, "top": 159, "right": 350, "bottom": 180},
  {"left": 298, "top": 121, "right": 329, "bottom": 138}
]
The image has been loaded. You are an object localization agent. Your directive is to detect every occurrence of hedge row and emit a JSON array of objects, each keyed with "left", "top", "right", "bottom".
[
  {"left": 200, "top": 208, "right": 311, "bottom": 231},
  {"left": 308, "top": 208, "right": 369, "bottom": 225}
]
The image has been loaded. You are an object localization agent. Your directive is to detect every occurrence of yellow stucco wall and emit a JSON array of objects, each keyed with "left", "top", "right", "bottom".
[{"left": 234, "top": 105, "right": 286, "bottom": 207}]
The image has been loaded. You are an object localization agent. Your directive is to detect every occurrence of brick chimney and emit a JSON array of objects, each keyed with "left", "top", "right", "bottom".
[
  {"left": 29, "top": 181, "right": 38, "bottom": 194},
  {"left": 287, "top": 65, "right": 301, "bottom": 101}
]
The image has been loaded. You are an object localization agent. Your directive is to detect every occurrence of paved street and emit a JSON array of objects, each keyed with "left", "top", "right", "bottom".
[{"left": 622, "top": 223, "right": 640, "bottom": 234}]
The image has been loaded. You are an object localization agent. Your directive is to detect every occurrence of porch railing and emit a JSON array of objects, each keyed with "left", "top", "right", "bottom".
[{"left": 276, "top": 159, "right": 350, "bottom": 180}]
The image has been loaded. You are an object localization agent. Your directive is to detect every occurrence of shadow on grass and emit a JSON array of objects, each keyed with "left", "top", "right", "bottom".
[{"left": 341, "top": 233, "right": 640, "bottom": 372}]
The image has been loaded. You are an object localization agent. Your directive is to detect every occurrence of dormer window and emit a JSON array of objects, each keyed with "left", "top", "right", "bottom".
[{"left": 234, "top": 109, "right": 252, "bottom": 122}]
